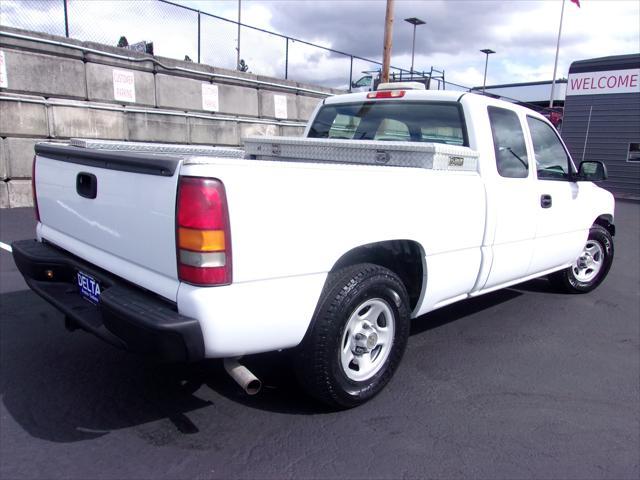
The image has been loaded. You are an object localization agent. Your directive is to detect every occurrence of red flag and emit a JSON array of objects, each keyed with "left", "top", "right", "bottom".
[{"left": 571, "top": 0, "right": 581, "bottom": 7}]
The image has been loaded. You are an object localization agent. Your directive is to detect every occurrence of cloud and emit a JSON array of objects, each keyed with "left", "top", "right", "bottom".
[{"left": 1, "top": 0, "right": 638, "bottom": 89}]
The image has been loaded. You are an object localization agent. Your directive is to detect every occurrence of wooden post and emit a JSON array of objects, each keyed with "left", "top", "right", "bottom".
[{"left": 381, "top": 0, "right": 395, "bottom": 83}]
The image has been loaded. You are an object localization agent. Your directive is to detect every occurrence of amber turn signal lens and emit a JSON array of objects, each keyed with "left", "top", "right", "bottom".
[{"left": 178, "top": 227, "right": 225, "bottom": 252}]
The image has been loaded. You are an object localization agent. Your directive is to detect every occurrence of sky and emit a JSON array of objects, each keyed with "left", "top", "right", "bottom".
[{"left": 1, "top": 0, "right": 639, "bottom": 90}]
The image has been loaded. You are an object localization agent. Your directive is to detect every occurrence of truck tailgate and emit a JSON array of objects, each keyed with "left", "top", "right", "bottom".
[{"left": 34, "top": 143, "right": 182, "bottom": 301}]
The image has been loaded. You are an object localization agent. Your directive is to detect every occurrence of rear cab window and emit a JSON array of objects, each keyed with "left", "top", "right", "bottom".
[
  {"left": 308, "top": 101, "right": 468, "bottom": 146},
  {"left": 488, "top": 106, "right": 530, "bottom": 178}
]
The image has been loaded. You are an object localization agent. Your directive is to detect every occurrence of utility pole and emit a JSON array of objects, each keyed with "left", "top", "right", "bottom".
[
  {"left": 236, "top": 0, "right": 241, "bottom": 70},
  {"left": 381, "top": 0, "right": 395, "bottom": 83}
]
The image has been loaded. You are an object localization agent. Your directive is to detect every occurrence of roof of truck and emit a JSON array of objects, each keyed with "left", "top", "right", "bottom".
[
  {"left": 324, "top": 89, "right": 465, "bottom": 105},
  {"left": 316, "top": 88, "right": 551, "bottom": 127}
]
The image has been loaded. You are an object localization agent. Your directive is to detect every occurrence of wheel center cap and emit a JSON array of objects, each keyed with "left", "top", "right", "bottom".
[
  {"left": 366, "top": 332, "right": 378, "bottom": 349},
  {"left": 578, "top": 255, "right": 591, "bottom": 269}
]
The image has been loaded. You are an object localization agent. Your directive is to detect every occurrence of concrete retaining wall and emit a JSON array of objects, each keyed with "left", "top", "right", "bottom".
[{"left": 0, "top": 27, "right": 337, "bottom": 207}]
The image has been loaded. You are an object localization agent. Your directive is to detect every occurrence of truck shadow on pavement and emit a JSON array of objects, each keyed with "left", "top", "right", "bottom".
[{"left": 0, "top": 284, "right": 530, "bottom": 443}]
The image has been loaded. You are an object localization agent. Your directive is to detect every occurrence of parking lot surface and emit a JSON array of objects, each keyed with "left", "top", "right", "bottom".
[{"left": 1, "top": 202, "right": 638, "bottom": 480}]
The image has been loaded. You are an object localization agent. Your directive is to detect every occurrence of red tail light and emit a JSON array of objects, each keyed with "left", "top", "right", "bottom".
[
  {"left": 176, "top": 176, "right": 232, "bottom": 286},
  {"left": 32, "top": 156, "right": 40, "bottom": 222}
]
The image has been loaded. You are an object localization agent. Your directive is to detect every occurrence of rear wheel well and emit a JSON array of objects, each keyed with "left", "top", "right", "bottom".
[
  {"left": 331, "top": 240, "right": 425, "bottom": 310},
  {"left": 594, "top": 215, "right": 615, "bottom": 236}
]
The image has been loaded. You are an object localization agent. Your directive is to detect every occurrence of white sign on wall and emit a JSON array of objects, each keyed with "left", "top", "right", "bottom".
[
  {"left": 274, "top": 94, "right": 288, "bottom": 119},
  {"left": 566, "top": 68, "right": 640, "bottom": 96},
  {"left": 0, "top": 51, "right": 8, "bottom": 89},
  {"left": 112, "top": 69, "right": 136, "bottom": 103},
  {"left": 202, "top": 83, "right": 219, "bottom": 111}
]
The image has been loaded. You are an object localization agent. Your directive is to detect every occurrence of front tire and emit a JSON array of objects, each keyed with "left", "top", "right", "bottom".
[
  {"left": 549, "top": 224, "right": 614, "bottom": 293},
  {"left": 294, "top": 263, "right": 411, "bottom": 408}
]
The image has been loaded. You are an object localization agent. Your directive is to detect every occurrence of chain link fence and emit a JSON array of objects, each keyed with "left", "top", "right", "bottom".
[{"left": 0, "top": 0, "right": 421, "bottom": 89}]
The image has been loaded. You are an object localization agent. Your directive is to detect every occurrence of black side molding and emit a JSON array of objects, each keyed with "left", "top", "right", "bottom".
[{"left": 35, "top": 143, "right": 181, "bottom": 177}]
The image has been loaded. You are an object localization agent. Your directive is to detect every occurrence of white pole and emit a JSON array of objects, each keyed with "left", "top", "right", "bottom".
[{"left": 549, "top": 0, "right": 566, "bottom": 108}]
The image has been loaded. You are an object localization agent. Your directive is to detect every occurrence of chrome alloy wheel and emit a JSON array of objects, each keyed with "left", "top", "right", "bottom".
[
  {"left": 340, "top": 298, "right": 395, "bottom": 382},
  {"left": 572, "top": 240, "right": 604, "bottom": 283}
]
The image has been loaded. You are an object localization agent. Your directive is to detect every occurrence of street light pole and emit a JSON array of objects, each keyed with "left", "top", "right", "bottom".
[
  {"left": 480, "top": 48, "right": 495, "bottom": 93},
  {"left": 405, "top": 17, "right": 425, "bottom": 76}
]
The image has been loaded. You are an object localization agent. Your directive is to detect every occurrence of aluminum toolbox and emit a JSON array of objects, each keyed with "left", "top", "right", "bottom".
[
  {"left": 69, "top": 138, "right": 244, "bottom": 159},
  {"left": 243, "top": 136, "right": 479, "bottom": 171}
]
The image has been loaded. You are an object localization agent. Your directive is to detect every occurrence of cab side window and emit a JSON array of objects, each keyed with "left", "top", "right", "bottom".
[
  {"left": 527, "top": 116, "right": 572, "bottom": 180},
  {"left": 488, "top": 107, "right": 529, "bottom": 178}
]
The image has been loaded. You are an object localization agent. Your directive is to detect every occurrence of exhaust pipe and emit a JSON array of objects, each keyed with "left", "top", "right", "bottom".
[{"left": 223, "top": 358, "right": 262, "bottom": 395}]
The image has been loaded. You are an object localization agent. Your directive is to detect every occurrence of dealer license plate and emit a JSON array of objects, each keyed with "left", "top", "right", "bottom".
[{"left": 77, "top": 271, "right": 101, "bottom": 305}]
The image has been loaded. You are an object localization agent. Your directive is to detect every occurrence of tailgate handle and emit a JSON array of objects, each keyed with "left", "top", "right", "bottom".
[{"left": 76, "top": 172, "right": 97, "bottom": 199}]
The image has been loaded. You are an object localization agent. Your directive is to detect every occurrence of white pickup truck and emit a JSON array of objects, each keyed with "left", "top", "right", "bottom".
[{"left": 13, "top": 84, "right": 615, "bottom": 408}]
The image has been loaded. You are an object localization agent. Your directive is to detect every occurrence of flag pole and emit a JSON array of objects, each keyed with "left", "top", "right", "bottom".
[{"left": 549, "top": 0, "right": 566, "bottom": 109}]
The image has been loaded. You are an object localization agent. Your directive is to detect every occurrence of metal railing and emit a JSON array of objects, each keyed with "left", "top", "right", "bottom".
[
  {"left": 0, "top": 0, "right": 562, "bottom": 117},
  {"left": 0, "top": 0, "right": 438, "bottom": 90}
]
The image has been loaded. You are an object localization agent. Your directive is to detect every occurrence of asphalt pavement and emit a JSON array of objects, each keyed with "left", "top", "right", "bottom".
[{"left": 0, "top": 203, "right": 638, "bottom": 480}]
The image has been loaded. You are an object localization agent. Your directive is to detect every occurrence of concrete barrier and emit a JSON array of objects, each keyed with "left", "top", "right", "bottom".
[
  {"left": 218, "top": 83, "right": 259, "bottom": 117},
  {"left": 239, "top": 123, "right": 279, "bottom": 139},
  {"left": 259, "top": 90, "right": 298, "bottom": 120},
  {"left": 297, "top": 96, "right": 323, "bottom": 121},
  {"left": 1, "top": 48, "right": 86, "bottom": 99},
  {"left": 188, "top": 117, "right": 239, "bottom": 145},
  {"left": 0, "top": 183, "right": 8, "bottom": 208},
  {"left": 0, "top": 95, "right": 49, "bottom": 137},
  {"left": 5, "top": 137, "right": 37, "bottom": 178},
  {"left": 6, "top": 179, "right": 32, "bottom": 208},
  {"left": 0, "top": 137, "right": 7, "bottom": 180},
  {"left": 281, "top": 126, "right": 306, "bottom": 136},
  {"left": 156, "top": 74, "right": 208, "bottom": 111},
  {"left": 0, "top": 26, "right": 342, "bottom": 207},
  {"left": 126, "top": 111, "right": 188, "bottom": 143},
  {"left": 86, "top": 63, "right": 156, "bottom": 106},
  {"left": 49, "top": 103, "right": 126, "bottom": 140}
]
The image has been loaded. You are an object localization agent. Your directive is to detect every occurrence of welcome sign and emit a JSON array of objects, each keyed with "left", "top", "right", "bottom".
[{"left": 566, "top": 68, "right": 640, "bottom": 96}]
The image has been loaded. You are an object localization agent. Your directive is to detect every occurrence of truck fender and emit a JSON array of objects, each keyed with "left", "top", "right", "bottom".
[{"left": 298, "top": 239, "right": 427, "bottom": 345}]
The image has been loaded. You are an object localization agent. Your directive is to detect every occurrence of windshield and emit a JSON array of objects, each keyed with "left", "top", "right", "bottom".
[{"left": 308, "top": 101, "right": 467, "bottom": 145}]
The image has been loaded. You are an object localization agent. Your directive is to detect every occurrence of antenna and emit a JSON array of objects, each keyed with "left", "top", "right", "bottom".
[{"left": 581, "top": 106, "right": 593, "bottom": 164}]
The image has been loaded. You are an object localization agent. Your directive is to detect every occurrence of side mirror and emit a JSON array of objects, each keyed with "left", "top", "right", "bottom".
[
  {"left": 351, "top": 81, "right": 357, "bottom": 88},
  {"left": 577, "top": 161, "right": 607, "bottom": 182}
]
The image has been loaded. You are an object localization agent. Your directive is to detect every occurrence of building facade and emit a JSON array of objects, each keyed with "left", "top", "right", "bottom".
[{"left": 561, "top": 54, "right": 640, "bottom": 200}]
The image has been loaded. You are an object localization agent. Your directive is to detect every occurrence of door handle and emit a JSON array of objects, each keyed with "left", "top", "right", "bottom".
[
  {"left": 540, "top": 194, "right": 552, "bottom": 208},
  {"left": 76, "top": 172, "right": 97, "bottom": 199}
]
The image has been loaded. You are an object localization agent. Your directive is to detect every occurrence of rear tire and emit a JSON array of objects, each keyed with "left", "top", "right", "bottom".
[
  {"left": 294, "top": 263, "right": 410, "bottom": 408},
  {"left": 549, "top": 224, "right": 614, "bottom": 293}
]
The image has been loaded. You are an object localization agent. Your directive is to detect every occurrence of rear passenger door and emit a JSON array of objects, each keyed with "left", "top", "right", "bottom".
[
  {"left": 482, "top": 106, "right": 539, "bottom": 290},
  {"left": 526, "top": 116, "right": 588, "bottom": 275}
]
